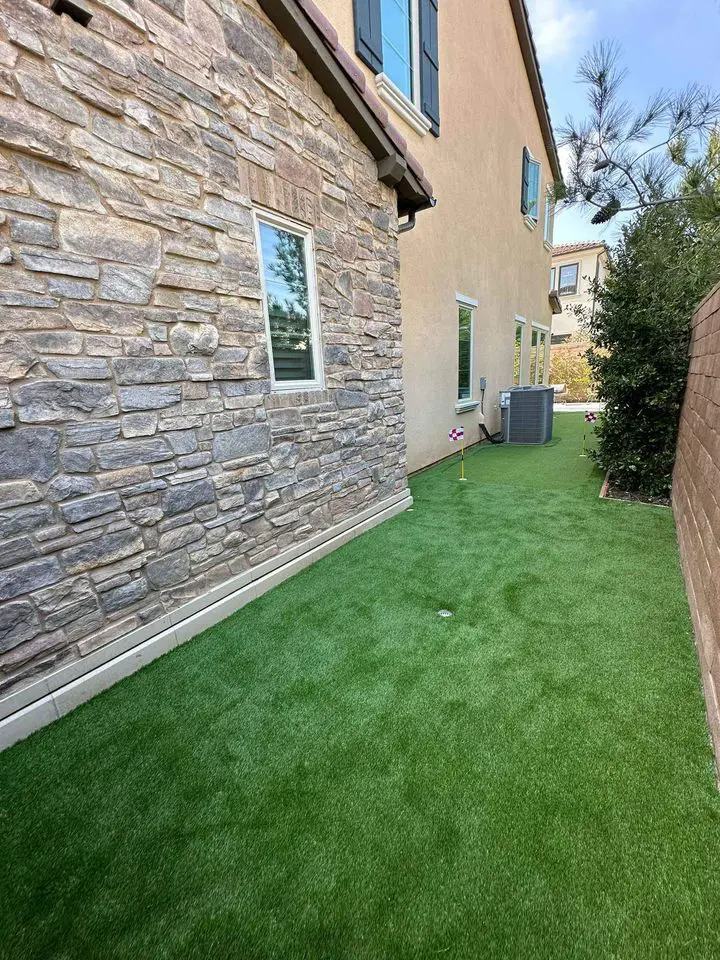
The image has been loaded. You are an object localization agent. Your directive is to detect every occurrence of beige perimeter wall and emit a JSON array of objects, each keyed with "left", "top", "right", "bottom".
[
  {"left": 316, "top": 0, "right": 556, "bottom": 470},
  {"left": 673, "top": 281, "right": 720, "bottom": 767}
]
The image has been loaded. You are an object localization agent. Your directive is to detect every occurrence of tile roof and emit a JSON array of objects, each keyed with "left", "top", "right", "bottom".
[
  {"left": 509, "top": 0, "right": 562, "bottom": 183},
  {"left": 552, "top": 241, "right": 608, "bottom": 256},
  {"left": 257, "top": 0, "right": 434, "bottom": 215}
]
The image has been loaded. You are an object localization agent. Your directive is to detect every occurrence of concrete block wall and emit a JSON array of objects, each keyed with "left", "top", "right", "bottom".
[
  {"left": 0, "top": 0, "right": 407, "bottom": 707},
  {"left": 673, "top": 281, "right": 720, "bottom": 761}
]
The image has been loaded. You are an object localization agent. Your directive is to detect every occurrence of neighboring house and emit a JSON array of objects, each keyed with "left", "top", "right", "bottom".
[
  {"left": 314, "top": 0, "right": 563, "bottom": 469},
  {"left": 0, "top": 0, "right": 435, "bottom": 745},
  {"left": 551, "top": 242, "right": 608, "bottom": 343}
]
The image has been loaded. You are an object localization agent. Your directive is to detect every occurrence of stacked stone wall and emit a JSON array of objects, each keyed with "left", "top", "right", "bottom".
[{"left": 0, "top": 0, "right": 406, "bottom": 700}]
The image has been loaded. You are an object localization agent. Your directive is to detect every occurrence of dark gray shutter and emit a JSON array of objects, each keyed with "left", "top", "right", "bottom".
[
  {"left": 353, "top": 0, "right": 383, "bottom": 74},
  {"left": 420, "top": 0, "right": 439, "bottom": 136},
  {"left": 521, "top": 147, "right": 530, "bottom": 215}
]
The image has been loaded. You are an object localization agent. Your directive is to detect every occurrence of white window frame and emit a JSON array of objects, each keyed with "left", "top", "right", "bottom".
[
  {"left": 455, "top": 293, "right": 478, "bottom": 412},
  {"left": 530, "top": 321, "right": 550, "bottom": 385},
  {"left": 543, "top": 190, "right": 555, "bottom": 248},
  {"left": 549, "top": 266, "right": 557, "bottom": 291},
  {"left": 375, "top": 0, "right": 431, "bottom": 137},
  {"left": 514, "top": 315, "right": 527, "bottom": 385},
  {"left": 558, "top": 261, "right": 580, "bottom": 297},
  {"left": 253, "top": 207, "right": 324, "bottom": 393}
]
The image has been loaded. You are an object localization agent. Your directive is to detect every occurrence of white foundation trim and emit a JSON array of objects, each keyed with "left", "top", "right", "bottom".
[{"left": 0, "top": 489, "right": 413, "bottom": 751}]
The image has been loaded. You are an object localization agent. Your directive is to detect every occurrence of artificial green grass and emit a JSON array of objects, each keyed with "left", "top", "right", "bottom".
[{"left": 2, "top": 414, "right": 719, "bottom": 960}]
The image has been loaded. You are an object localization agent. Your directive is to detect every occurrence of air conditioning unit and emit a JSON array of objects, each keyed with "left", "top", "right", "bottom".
[{"left": 499, "top": 386, "right": 554, "bottom": 444}]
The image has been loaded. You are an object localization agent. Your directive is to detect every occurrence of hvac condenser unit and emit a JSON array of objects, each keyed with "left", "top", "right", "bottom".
[{"left": 499, "top": 386, "right": 554, "bottom": 444}]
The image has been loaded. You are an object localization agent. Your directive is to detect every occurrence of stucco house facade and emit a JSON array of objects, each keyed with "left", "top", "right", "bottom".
[
  {"left": 314, "top": 0, "right": 563, "bottom": 468},
  {"left": 0, "top": 0, "right": 436, "bottom": 746},
  {"left": 551, "top": 241, "right": 608, "bottom": 343}
]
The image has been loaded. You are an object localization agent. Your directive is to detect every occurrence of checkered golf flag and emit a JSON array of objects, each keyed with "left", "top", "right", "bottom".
[
  {"left": 448, "top": 427, "right": 465, "bottom": 442},
  {"left": 584, "top": 412, "right": 597, "bottom": 423}
]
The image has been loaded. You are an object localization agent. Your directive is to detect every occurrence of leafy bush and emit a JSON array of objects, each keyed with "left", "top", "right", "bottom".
[
  {"left": 587, "top": 204, "right": 720, "bottom": 496},
  {"left": 550, "top": 344, "right": 595, "bottom": 402}
]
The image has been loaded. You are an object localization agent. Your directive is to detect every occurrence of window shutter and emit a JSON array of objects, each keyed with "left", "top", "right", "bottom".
[
  {"left": 353, "top": 0, "right": 383, "bottom": 73},
  {"left": 419, "top": 0, "right": 440, "bottom": 136},
  {"left": 521, "top": 147, "right": 530, "bottom": 215}
]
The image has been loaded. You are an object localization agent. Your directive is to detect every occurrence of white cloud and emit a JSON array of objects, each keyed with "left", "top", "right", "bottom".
[{"left": 526, "top": 0, "right": 596, "bottom": 63}]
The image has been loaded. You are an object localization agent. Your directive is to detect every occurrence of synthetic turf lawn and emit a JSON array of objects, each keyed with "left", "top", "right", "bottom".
[{"left": 2, "top": 413, "right": 720, "bottom": 960}]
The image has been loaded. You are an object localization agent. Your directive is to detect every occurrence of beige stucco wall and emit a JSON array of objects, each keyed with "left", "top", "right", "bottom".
[
  {"left": 315, "top": 0, "right": 556, "bottom": 470},
  {"left": 551, "top": 246, "right": 607, "bottom": 339}
]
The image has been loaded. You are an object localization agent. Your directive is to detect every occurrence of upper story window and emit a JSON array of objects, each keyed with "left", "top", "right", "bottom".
[
  {"left": 543, "top": 191, "right": 555, "bottom": 246},
  {"left": 381, "top": 0, "right": 413, "bottom": 99},
  {"left": 354, "top": 0, "right": 439, "bottom": 137},
  {"left": 255, "top": 210, "right": 323, "bottom": 392},
  {"left": 558, "top": 262, "right": 580, "bottom": 296},
  {"left": 521, "top": 147, "right": 541, "bottom": 225}
]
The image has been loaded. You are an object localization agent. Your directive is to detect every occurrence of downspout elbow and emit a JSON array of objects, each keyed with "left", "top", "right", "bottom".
[{"left": 398, "top": 210, "right": 416, "bottom": 233}]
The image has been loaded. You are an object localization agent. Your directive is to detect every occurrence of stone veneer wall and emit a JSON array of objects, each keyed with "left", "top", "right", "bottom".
[
  {"left": 0, "top": 0, "right": 407, "bottom": 703},
  {"left": 673, "top": 281, "right": 720, "bottom": 764}
]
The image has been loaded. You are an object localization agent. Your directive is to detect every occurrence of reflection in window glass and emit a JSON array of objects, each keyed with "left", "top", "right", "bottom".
[
  {"left": 259, "top": 221, "right": 314, "bottom": 383},
  {"left": 381, "top": 0, "right": 413, "bottom": 99},
  {"left": 537, "top": 331, "right": 546, "bottom": 383},
  {"left": 458, "top": 306, "right": 472, "bottom": 400},
  {"left": 526, "top": 159, "right": 540, "bottom": 219},
  {"left": 529, "top": 328, "right": 538, "bottom": 385},
  {"left": 558, "top": 262, "right": 579, "bottom": 296},
  {"left": 514, "top": 322, "right": 524, "bottom": 385}
]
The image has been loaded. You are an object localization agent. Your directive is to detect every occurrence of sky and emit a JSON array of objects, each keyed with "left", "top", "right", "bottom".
[{"left": 526, "top": 0, "right": 720, "bottom": 246}]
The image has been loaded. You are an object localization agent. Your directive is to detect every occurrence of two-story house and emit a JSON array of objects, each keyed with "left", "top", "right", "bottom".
[
  {"left": 0, "top": 0, "right": 560, "bottom": 746},
  {"left": 313, "top": 0, "right": 563, "bottom": 468},
  {"left": 551, "top": 242, "right": 608, "bottom": 344}
]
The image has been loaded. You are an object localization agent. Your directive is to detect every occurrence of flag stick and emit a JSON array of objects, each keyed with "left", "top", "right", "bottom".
[{"left": 460, "top": 440, "right": 465, "bottom": 480}]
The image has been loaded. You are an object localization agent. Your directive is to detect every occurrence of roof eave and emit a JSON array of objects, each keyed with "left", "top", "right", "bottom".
[
  {"left": 255, "top": 0, "right": 434, "bottom": 215},
  {"left": 508, "top": 0, "right": 563, "bottom": 184}
]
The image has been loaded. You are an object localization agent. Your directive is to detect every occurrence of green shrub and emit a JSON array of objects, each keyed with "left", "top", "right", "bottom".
[
  {"left": 588, "top": 204, "right": 720, "bottom": 496},
  {"left": 550, "top": 345, "right": 595, "bottom": 402}
]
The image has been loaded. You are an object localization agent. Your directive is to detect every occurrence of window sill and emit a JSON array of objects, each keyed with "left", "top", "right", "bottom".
[
  {"left": 271, "top": 381, "right": 325, "bottom": 394},
  {"left": 375, "top": 73, "right": 431, "bottom": 137},
  {"left": 524, "top": 215, "right": 538, "bottom": 232},
  {"left": 455, "top": 399, "right": 479, "bottom": 414},
  {"left": 543, "top": 240, "right": 553, "bottom": 252}
]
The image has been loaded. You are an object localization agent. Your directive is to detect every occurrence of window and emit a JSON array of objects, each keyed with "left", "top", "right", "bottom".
[
  {"left": 513, "top": 318, "right": 525, "bottom": 385},
  {"left": 521, "top": 147, "right": 541, "bottom": 223},
  {"left": 530, "top": 325, "right": 549, "bottom": 385},
  {"left": 255, "top": 210, "right": 323, "bottom": 390},
  {"left": 537, "top": 331, "right": 547, "bottom": 383},
  {"left": 457, "top": 303, "right": 473, "bottom": 401},
  {"left": 543, "top": 192, "right": 555, "bottom": 246},
  {"left": 549, "top": 267, "right": 556, "bottom": 291},
  {"left": 529, "top": 328, "right": 538, "bottom": 384},
  {"left": 354, "top": 0, "right": 440, "bottom": 136},
  {"left": 558, "top": 262, "right": 579, "bottom": 296},
  {"left": 380, "top": 0, "right": 413, "bottom": 99}
]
